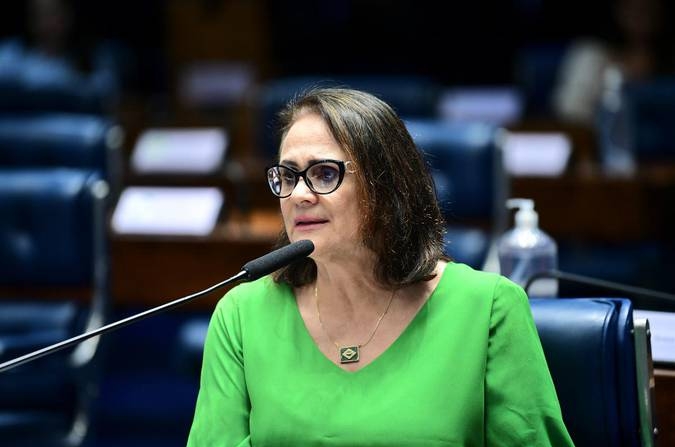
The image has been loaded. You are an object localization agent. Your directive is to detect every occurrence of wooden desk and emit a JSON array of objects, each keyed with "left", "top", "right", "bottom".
[
  {"left": 655, "top": 368, "right": 675, "bottom": 446},
  {"left": 111, "top": 210, "right": 281, "bottom": 309},
  {"left": 511, "top": 167, "right": 675, "bottom": 243}
]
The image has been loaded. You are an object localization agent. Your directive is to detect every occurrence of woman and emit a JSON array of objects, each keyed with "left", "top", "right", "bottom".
[{"left": 188, "top": 88, "right": 573, "bottom": 446}]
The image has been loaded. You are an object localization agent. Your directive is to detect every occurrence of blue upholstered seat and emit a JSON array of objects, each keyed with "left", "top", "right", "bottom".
[
  {"left": 0, "top": 170, "right": 100, "bottom": 285},
  {"left": 172, "top": 318, "right": 211, "bottom": 379},
  {"left": 0, "top": 38, "right": 121, "bottom": 115},
  {"left": 0, "top": 113, "right": 123, "bottom": 195},
  {"left": 405, "top": 119, "right": 506, "bottom": 269},
  {"left": 0, "top": 169, "right": 109, "bottom": 447},
  {"left": 530, "top": 298, "right": 655, "bottom": 447},
  {"left": 514, "top": 43, "right": 568, "bottom": 117},
  {"left": 624, "top": 77, "right": 675, "bottom": 163}
]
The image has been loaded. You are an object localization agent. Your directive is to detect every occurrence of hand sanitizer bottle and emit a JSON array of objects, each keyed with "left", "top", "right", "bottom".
[{"left": 497, "top": 198, "right": 558, "bottom": 298}]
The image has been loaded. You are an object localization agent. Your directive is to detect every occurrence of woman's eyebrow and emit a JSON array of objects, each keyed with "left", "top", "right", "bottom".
[
  {"left": 279, "top": 158, "right": 324, "bottom": 168},
  {"left": 278, "top": 159, "right": 298, "bottom": 168}
]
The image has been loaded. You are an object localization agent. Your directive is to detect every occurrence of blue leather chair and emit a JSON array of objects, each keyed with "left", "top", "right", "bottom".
[
  {"left": 254, "top": 75, "right": 441, "bottom": 160},
  {"left": 405, "top": 119, "right": 507, "bottom": 269},
  {"left": 0, "top": 113, "right": 123, "bottom": 196},
  {"left": 624, "top": 77, "right": 675, "bottom": 163},
  {"left": 530, "top": 298, "right": 656, "bottom": 447},
  {"left": 0, "top": 38, "right": 122, "bottom": 115},
  {"left": 514, "top": 43, "right": 568, "bottom": 117},
  {"left": 172, "top": 317, "right": 211, "bottom": 380},
  {"left": 0, "top": 169, "right": 109, "bottom": 447}
]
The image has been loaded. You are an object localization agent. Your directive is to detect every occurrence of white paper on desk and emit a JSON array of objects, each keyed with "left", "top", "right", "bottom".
[
  {"left": 179, "top": 61, "right": 254, "bottom": 107},
  {"left": 131, "top": 128, "right": 228, "bottom": 174},
  {"left": 111, "top": 187, "right": 224, "bottom": 236},
  {"left": 634, "top": 309, "right": 675, "bottom": 364},
  {"left": 438, "top": 87, "right": 523, "bottom": 126},
  {"left": 501, "top": 132, "right": 571, "bottom": 177}
]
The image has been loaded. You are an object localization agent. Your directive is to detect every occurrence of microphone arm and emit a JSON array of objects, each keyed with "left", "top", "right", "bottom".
[
  {"left": 0, "top": 271, "right": 247, "bottom": 373},
  {"left": 525, "top": 269, "right": 675, "bottom": 303},
  {"left": 0, "top": 239, "right": 314, "bottom": 374}
]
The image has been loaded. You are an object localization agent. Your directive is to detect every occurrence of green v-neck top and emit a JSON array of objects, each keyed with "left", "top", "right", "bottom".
[{"left": 187, "top": 262, "right": 574, "bottom": 446}]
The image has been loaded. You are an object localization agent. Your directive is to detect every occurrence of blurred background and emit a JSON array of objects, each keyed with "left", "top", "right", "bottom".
[{"left": 0, "top": 0, "right": 674, "bottom": 446}]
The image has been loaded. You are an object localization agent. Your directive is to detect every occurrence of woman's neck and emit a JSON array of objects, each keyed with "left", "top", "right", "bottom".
[
  {"left": 313, "top": 256, "right": 386, "bottom": 312},
  {"left": 310, "top": 255, "right": 445, "bottom": 317}
]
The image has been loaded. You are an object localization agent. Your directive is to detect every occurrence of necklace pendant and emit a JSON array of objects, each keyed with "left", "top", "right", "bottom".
[{"left": 339, "top": 345, "right": 360, "bottom": 363}]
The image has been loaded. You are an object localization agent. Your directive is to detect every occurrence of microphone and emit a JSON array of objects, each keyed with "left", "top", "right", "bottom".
[
  {"left": 242, "top": 239, "right": 314, "bottom": 281},
  {"left": 0, "top": 239, "right": 314, "bottom": 373},
  {"left": 525, "top": 269, "right": 675, "bottom": 303}
]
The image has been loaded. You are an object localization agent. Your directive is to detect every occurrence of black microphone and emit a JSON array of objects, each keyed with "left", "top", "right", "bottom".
[
  {"left": 525, "top": 269, "right": 675, "bottom": 303},
  {"left": 0, "top": 239, "right": 314, "bottom": 373},
  {"left": 242, "top": 239, "right": 314, "bottom": 280}
]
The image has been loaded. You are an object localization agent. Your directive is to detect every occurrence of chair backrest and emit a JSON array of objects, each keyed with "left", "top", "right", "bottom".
[
  {"left": 0, "top": 38, "right": 121, "bottom": 115},
  {"left": 0, "top": 113, "right": 123, "bottom": 195},
  {"left": 514, "top": 43, "right": 569, "bottom": 117},
  {"left": 173, "top": 317, "right": 211, "bottom": 379},
  {"left": 624, "top": 77, "right": 675, "bottom": 163},
  {"left": 254, "top": 75, "right": 441, "bottom": 160},
  {"left": 405, "top": 119, "right": 507, "bottom": 268},
  {"left": 0, "top": 168, "right": 109, "bottom": 446},
  {"left": 530, "top": 298, "right": 655, "bottom": 447},
  {"left": 0, "top": 169, "right": 105, "bottom": 286}
]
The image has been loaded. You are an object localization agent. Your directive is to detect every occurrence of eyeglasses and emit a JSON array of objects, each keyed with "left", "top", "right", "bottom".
[{"left": 266, "top": 159, "right": 354, "bottom": 198}]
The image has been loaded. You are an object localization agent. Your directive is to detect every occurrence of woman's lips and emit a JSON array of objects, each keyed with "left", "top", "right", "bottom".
[{"left": 294, "top": 217, "right": 329, "bottom": 230}]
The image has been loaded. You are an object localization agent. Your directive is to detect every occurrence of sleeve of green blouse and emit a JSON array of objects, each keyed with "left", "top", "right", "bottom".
[
  {"left": 484, "top": 278, "right": 575, "bottom": 446},
  {"left": 186, "top": 290, "right": 252, "bottom": 447}
]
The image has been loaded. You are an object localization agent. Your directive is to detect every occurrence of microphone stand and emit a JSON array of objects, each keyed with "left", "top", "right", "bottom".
[
  {"left": 525, "top": 269, "right": 675, "bottom": 303},
  {"left": 0, "top": 270, "right": 248, "bottom": 373}
]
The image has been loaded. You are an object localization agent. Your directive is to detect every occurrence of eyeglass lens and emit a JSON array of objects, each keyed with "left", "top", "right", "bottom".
[{"left": 267, "top": 161, "right": 344, "bottom": 197}]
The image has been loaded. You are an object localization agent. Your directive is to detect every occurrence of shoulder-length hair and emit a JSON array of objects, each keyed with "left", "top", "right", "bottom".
[{"left": 272, "top": 87, "right": 446, "bottom": 289}]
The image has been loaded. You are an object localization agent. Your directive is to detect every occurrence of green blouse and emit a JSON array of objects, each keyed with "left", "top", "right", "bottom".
[{"left": 187, "top": 262, "right": 574, "bottom": 446}]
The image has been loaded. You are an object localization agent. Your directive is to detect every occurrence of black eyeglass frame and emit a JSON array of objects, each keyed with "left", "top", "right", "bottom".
[{"left": 265, "top": 159, "right": 354, "bottom": 198}]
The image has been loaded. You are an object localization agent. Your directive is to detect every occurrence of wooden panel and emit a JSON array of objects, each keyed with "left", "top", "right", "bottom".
[
  {"left": 111, "top": 210, "right": 280, "bottom": 309},
  {"left": 655, "top": 368, "right": 675, "bottom": 447},
  {"left": 166, "top": 0, "right": 272, "bottom": 74},
  {"left": 510, "top": 169, "right": 674, "bottom": 242}
]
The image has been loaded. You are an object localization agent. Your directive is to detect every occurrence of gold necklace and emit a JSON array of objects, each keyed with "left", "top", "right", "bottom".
[{"left": 314, "top": 283, "right": 396, "bottom": 364}]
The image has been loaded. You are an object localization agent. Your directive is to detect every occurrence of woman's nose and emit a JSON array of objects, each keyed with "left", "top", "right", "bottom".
[{"left": 289, "top": 176, "right": 316, "bottom": 201}]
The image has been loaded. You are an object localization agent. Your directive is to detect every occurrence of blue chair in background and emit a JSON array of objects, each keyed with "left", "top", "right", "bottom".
[
  {"left": 530, "top": 298, "right": 656, "bottom": 447},
  {"left": 514, "top": 43, "right": 569, "bottom": 118},
  {"left": 0, "top": 77, "right": 117, "bottom": 116},
  {"left": 0, "top": 169, "right": 109, "bottom": 447},
  {"left": 405, "top": 119, "right": 507, "bottom": 269},
  {"left": 173, "top": 318, "right": 211, "bottom": 380},
  {"left": 624, "top": 77, "right": 675, "bottom": 163},
  {"left": 0, "top": 113, "right": 124, "bottom": 197},
  {"left": 253, "top": 75, "right": 441, "bottom": 160},
  {"left": 0, "top": 38, "right": 122, "bottom": 116}
]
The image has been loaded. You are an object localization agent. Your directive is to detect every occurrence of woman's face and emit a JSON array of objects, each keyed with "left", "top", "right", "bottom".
[{"left": 278, "top": 112, "right": 363, "bottom": 262}]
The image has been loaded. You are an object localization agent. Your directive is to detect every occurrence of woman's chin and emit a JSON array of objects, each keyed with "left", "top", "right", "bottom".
[{"left": 289, "top": 234, "right": 317, "bottom": 248}]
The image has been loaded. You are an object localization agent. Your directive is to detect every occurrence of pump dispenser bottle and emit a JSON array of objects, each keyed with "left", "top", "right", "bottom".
[{"left": 497, "top": 198, "right": 558, "bottom": 298}]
